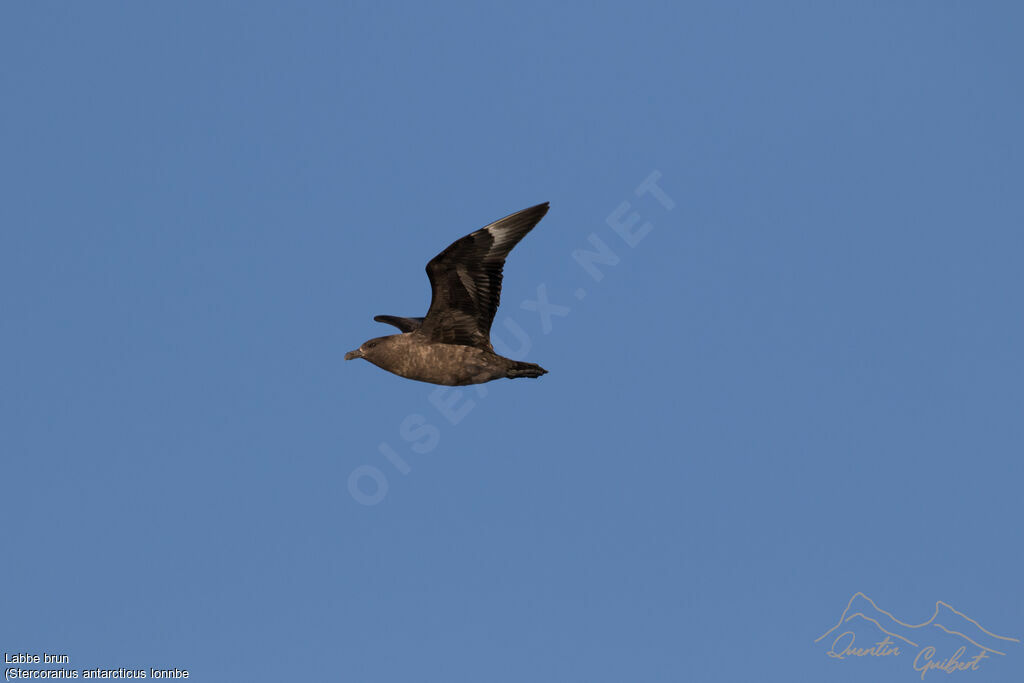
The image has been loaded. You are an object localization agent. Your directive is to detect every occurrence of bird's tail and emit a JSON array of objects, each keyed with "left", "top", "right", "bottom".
[{"left": 506, "top": 361, "right": 548, "bottom": 379}]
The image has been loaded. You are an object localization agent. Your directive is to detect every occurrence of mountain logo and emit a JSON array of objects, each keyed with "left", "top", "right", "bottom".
[{"left": 815, "top": 592, "right": 1020, "bottom": 679}]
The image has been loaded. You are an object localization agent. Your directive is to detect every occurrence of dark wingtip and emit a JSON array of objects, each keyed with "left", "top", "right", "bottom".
[
  {"left": 507, "top": 361, "right": 548, "bottom": 379},
  {"left": 374, "top": 315, "right": 425, "bottom": 333}
]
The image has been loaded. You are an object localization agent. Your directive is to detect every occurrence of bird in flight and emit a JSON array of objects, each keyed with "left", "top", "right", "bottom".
[{"left": 345, "top": 203, "right": 550, "bottom": 386}]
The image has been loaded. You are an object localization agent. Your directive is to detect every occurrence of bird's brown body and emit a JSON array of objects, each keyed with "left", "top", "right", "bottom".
[{"left": 352, "top": 333, "right": 545, "bottom": 386}]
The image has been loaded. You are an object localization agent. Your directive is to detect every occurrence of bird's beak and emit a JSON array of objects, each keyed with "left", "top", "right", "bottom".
[{"left": 344, "top": 349, "right": 362, "bottom": 361}]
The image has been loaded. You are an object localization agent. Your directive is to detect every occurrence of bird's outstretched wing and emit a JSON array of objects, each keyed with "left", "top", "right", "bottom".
[
  {"left": 373, "top": 315, "right": 424, "bottom": 333},
  {"left": 418, "top": 203, "right": 549, "bottom": 348}
]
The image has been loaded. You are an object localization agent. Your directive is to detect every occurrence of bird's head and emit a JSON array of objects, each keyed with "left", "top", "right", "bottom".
[{"left": 345, "top": 336, "right": 390, "bottom": 362}]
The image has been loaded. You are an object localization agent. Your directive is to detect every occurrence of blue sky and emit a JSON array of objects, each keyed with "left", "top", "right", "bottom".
[{"left": 2, "top": 3, "right": 1022, "bottom": 682}]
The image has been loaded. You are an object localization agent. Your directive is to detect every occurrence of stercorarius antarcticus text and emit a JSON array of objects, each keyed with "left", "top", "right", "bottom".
[{"left": 345, "top": 203, "right": 550, "bottom": 386}]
